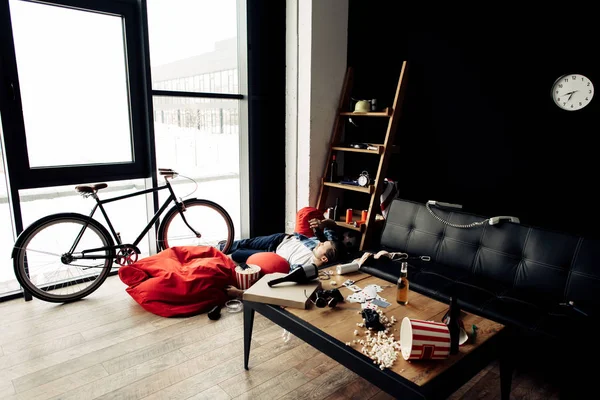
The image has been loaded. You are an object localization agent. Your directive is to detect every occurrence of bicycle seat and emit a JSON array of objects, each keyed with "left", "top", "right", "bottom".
[
  {"left": 159, "top": 168, "right": 178, "bottom": 177},
  {"left": 75, "top": 183, "right": 108, "bottom": 193}
]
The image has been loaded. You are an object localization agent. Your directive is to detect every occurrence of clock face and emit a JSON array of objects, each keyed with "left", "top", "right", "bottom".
[
  {"left": 358, "top": 172, "right": 369, "bottom": 187},
  {"left": 552, "top": 74, "right": 594, "bottom": 111}
]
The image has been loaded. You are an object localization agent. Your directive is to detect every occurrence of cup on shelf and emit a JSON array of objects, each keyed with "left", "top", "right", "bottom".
[{"left": 345, "top": 209, "right": 353, "bottom": 224}]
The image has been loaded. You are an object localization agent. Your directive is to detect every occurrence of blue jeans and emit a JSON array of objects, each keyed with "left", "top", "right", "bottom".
[{"left": 227, "top": 233, "right": 288, "bottom": 263}]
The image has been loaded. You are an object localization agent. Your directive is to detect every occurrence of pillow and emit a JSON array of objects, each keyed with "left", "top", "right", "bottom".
[
  {"left": 294, "top": 206, "right": 325, "bottom": 237},
  {"left": 118, "top": 246, "right": 236, "bottom": 317},
  {"left": 246, "top": 252, "right": 289, "bottom": 276}
]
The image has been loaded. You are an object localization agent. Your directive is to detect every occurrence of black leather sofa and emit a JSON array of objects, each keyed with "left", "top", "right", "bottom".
[{"left": 360, "top": 198, "right": 599, "bottom": 396}]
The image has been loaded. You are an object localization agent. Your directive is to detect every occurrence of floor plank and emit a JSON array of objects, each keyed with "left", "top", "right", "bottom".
[
  {"left": 188, "top": 385, "right": 232, "bottom": 400},
  {"left": 231, "top": 367, "right": 309, "bottom": 400},
  {"left": 220, "top": 342, "right": 319, "bottom": 398},
  {"left": 49, "top": 350, "right": 188, "bottom": 400},
  {"left": 0, "top": 276, "right": 561, "bottom": 400}
]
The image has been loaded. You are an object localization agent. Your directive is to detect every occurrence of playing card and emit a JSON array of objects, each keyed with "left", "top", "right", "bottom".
[
  {"left": 361, "top": 301, "right": 378, "bottom": 310},
  {"left": 362, "top": 286, "right": 378, "bottom": 300},
  {"left": 347, "top": 293, "right": 366, "bottom": 303},
  {"left": 371, "top": 298, "right": 391, "bottom": 308},
  {"left": 342, "top": 280, "right": 355, "bottom": 287},
  {"left": 347, "top": 285, "right": 362, "bottom": 292}
]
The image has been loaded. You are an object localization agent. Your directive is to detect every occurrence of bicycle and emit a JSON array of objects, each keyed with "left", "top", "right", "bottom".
[{"left": 11, "top": 168, "right": 234, "bottom": 303}]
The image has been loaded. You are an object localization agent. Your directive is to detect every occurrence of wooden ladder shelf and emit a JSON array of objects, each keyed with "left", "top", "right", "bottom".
[{"left": 316, "top": 61, "right": 408, "bottom": 250}]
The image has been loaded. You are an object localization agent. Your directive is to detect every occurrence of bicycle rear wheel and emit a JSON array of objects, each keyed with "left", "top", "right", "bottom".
[
  {"left": 12, "top": 213, "right": 115, "bottom": 303},
  {"left": 158, "top": 199, "right": 234, "bottom": 253}
]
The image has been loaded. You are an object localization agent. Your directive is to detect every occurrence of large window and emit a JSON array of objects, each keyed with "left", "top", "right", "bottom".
[
  {"left": 1, "top": 0, "right": 150, "bottom": 190},
  {"left": 0, "top": 0, "right": 153, "bottom": 299},
  {"left": 147, "top": 0, "right": 247, "bottom": 240},
  {"left": 0, "top": 0, "right": 249, "bottom": 300},
  {"left": 10, "top": 1, "right": 133, "bottom": 168}
]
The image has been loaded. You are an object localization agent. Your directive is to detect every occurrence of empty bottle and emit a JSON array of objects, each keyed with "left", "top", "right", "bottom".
[
  {"left": 448, "top": 296, "right": 460, "bottom": 354},
  {"left": 329, "top": 154, "right": 338, "bottom": 182},
  {"left": 268, "top": 263, "right": 318, "bottom": 287}
]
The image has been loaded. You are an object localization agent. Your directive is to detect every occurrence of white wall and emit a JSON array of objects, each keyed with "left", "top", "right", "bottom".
[{"left": 285, "top": 0, "right": 348, "bottom": 232}]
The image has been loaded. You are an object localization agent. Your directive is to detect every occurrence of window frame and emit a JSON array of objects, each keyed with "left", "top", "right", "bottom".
[{"left": 0, "top": 0, "right": 153, "bottom": 190}]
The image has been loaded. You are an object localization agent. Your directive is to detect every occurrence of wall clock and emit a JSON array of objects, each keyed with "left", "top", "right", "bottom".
[{"left": 551, "top": 74, "right": 594, "bottom": 111}]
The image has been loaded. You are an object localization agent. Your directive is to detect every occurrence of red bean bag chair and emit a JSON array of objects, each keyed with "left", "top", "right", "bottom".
[
  {"left": 118, "top": 246, "right": 236, "bottom": 317},
  {"left": 246, "top": 252, "right": 290, "bottom": 277},
  {"left": 294, "top": 206, "right": 325, "bottom": 237}
]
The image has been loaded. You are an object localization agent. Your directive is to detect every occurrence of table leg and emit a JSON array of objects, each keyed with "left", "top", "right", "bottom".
[
  {"left": 244, "top": 304, "right": 255, "bottom": 370},
  {"left": 499, "top": 332, "right": 514, "bottom": 400}
]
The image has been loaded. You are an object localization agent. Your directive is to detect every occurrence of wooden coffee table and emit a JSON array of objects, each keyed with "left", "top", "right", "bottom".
[{"left": 243, "top": 268, "right": 511, "bottom": 400}]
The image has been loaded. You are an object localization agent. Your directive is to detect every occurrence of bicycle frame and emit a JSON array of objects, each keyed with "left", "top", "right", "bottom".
[{"left": 72, "top": 179, "right": 198, "bottom": 260}]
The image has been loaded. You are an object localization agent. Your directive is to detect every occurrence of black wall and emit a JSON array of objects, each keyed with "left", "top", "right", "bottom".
[
  {"left": 247, "top": 0, "right": 286, "bottom": 236},
  {"left": 348, "top": 4, "right": 599, "bottom": 238}
]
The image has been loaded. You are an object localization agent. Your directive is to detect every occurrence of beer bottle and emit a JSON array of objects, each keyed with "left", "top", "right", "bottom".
[{"left": 396, "top": 262, "right": 409, "bottom": 305}]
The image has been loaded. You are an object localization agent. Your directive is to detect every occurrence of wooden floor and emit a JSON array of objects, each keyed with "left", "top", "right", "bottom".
[{"left": 0, "top": 276, "right": 560, "bottom": 400}]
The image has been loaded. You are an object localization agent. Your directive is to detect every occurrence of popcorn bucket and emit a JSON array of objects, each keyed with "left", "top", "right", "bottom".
[
  {"left": 400, "top": 317, "right": 451, "bottom": 360},
  {"left": 235, "top": 264, "right": 261, "bottom": 290}
]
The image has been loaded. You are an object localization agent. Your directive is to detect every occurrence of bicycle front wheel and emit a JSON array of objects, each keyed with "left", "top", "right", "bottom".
[
  {"left": 12, "top": 213, "right": 115, "bottom": 303},
  {"left": 158, "top": 199, "right": 234, "bottom": 253}
]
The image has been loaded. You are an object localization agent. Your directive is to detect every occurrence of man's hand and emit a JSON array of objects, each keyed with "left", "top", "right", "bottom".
[
  {"left": 355, "top": 252, "right": 373, "bottom": 267},
  {"left": 308, "top": 218, "right": 322, "bottom": 230},
  {"left": 310, "top": 217, "right": 338, "bottom": 232}
]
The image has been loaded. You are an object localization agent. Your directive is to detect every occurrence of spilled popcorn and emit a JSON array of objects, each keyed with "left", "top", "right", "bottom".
[{"left": 347, "top": 309, "right": 402, "bottom": 370}]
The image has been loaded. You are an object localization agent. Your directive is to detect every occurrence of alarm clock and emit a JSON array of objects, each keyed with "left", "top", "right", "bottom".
[{"left": 357, "top": 171, "right": 370, "bottom": 187}]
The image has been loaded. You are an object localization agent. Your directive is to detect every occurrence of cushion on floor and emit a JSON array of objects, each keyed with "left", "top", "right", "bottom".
[{"left": 118, "top": 246, "right": 236, "bottom": 317}]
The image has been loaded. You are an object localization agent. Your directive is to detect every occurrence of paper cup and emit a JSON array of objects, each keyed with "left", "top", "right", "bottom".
[
  {"left": 235, "top": 264, "right": 261, "bottom": 290},
  {"left": 400, "top": 317, "right": 451, "bottom": 360}
]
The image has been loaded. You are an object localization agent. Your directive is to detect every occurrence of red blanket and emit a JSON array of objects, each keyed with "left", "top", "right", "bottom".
[{"left": 118, "top": 246, "right": 236, "bottom": 317}]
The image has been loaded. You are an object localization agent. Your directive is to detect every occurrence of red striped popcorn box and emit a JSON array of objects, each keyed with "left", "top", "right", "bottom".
[
  {"left": 235, "top": 264, "right": 261, "bottom": 290},
  {"left": 400, "top": 317, "right": 451, "bottom": 360}
]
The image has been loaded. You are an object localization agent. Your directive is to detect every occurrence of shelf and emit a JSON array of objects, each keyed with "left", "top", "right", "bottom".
[
  {"left": 317, "top": 62, "right": 408, "bottom": 251},
  {"left": 323, "top": 182, "right": 374, "bottom": 194},
  {"left": 339, "top": 107, "right": 392, "bottom": 117},
  {"left": 333, "top": 213, "right": 384, "bottom": 233},
  {"left": 331, "top": 144, "right": 384, "bottom": 155},
  {"left": 334, "top": 221, "right": 365, "bottom": 232}
]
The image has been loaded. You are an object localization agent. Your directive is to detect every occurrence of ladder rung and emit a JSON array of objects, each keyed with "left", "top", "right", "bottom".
[
  {"left": 334, "top": 221, "right": 365, "bottom": 232},
  {"left": 323, "top": 182, "right": 373, "bottom": 194},
  {"left": 331, "top": 145, "right": 383, "bottom": 155},
  {"left": 339, "top": 107, "right": 392, "bottom": 117}
]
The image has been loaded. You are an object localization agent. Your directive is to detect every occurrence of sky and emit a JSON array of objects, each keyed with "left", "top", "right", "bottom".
[{"left": 146, "top": 0, "right": 237, "bottom": 67}]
